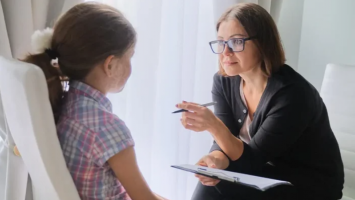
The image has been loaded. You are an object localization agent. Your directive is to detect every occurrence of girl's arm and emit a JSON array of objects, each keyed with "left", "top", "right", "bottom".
[{"left": 108, "top": 146, "right": 167, "bottom": 200}]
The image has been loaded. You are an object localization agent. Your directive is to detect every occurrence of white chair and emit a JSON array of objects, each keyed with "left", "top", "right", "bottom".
[
  {"left": 0, "top": 93, "right": 33, "bottom": 200},
  {"left": 0, "top": 57, "right": 80, "bottom": 200},
  {"left": 320, "top": 63, "right": 355, "bottom": 200}
]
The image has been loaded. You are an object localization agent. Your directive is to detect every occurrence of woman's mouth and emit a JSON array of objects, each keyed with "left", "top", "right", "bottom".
[{"left": 223, "top": 61, "right": 238, "bottom": 66}]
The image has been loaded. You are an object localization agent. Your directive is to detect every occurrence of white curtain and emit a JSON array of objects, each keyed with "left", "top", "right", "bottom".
[
  {"left": 88, "top": 0, "right": 282, "bottom": 199},
  {"left": 0, "top": 0, "right": 49, "bottom": 58},
  {"left": 0, "top": 0, "right": 83, "bottom": 59}
]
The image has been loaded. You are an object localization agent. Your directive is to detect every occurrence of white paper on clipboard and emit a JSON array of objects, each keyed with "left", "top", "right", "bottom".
[{"left": 171, "top": 164, "right": 292, "bottom": 191}]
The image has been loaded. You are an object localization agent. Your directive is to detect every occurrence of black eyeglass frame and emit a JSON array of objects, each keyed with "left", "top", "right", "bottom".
[{"left": 209, "top": 36, "right": 257, "bottom": 54}]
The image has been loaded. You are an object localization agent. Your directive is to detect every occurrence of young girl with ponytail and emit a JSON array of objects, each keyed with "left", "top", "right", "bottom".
[{"left": 23, "top": 2, "right": 166, "bottom": 200}]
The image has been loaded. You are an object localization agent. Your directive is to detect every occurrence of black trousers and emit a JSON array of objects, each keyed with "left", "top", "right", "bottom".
[{"left": 191, "top": 181, "right": 327, "bottom": 200}]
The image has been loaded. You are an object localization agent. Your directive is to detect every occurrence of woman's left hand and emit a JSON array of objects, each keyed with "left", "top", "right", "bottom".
[{"left": 176, "top": 101, "right": 219, "bottom": 132}]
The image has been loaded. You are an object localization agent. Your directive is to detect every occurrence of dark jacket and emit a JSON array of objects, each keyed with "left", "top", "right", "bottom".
[{"left": 210, "top": 64, "right": 344, "bottom": 199}]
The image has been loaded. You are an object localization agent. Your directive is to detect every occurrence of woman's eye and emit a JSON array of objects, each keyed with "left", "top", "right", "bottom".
[{"left": 232, "top": 39, "right": 242, "bottom": 45}]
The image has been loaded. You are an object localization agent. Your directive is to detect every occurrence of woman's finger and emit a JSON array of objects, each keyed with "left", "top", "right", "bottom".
[
  {"left": 201, "top": 181, "right": 219, "bottom": 186},
  {"left": 196, "top": 160, "right": 207, "bottom": 166},
  {"left": 202, "top": 156, "right": 216, "bottom": 168},
  {"left": 201, "top": 178, "right": 220, "bottom": 184},
  {"left": 185, "top": 118, "right": 203, "bottom": 128},
  {"left": 181, "top": 112, "right": 187, "bottom": 118},
  {"left": 197, "top": 175, "right": 216, "bottom": 181},
  {"left": 198, "top": 176, "right": 216, "bottom": 183},
  {"left": 183, "top": 101, "right": 199, "bottom": 106},
  {"left": 185, "top": 118, "right": 197, "bottom": 125},
  {"left": 185, "top": 112, "right": 203, "bottom": 121},
  {"left": 184, "top": 124, "right": 202, "bottom": 132},
  {"left": 176, "top": 103, "right": 202, "bottom": 112},
  {"left": 195, "top": 174, "right": 212, "bottom": 180},
  {"left": 201, "top": 180, "right": 220, "bottom": 186},
  {"left": 195, "top": 174, "right": 218, "bottom": 182}
]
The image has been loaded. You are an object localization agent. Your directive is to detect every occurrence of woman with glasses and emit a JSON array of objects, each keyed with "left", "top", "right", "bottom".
[{"left": 176, "top": 3, "right": 344, "bottom": 200}]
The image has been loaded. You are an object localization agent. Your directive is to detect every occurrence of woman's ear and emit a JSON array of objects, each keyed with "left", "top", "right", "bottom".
[{"left": 103, "top": 55, "right": 116, "bottom": 77}]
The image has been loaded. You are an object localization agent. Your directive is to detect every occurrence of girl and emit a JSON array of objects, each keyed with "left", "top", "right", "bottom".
[
  {"left": 177, "top": 3, "right": 344, "bottom": 200},
  {"left": 24, "top": 2, "right": 166, "bottom": 200}
]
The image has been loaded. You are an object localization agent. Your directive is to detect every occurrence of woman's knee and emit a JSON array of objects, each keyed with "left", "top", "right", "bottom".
[{"left": 191, "top": 182, "right": 223, "bottom": 200}]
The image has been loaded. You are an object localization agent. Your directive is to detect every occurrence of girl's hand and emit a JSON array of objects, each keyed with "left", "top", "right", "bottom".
[{"left": 176, "top": 101, "right": 219, "bottom": 132}]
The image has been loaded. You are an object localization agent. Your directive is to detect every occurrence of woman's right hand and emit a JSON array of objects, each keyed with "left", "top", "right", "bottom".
[{"left": 195, "top": 152, "right": 229, "bottom": 186}]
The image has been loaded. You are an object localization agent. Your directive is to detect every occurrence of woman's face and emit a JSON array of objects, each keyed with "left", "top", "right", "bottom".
[
  {"left": 217, "top": 20, "right": 261, "bottom": 76},
  {"left": 109, "top": 46, "right": 135, "bottom": 93}
]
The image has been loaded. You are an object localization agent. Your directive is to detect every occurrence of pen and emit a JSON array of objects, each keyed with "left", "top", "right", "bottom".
[{"left": 172, "top": 101, "right": 217, "bottom": 114}]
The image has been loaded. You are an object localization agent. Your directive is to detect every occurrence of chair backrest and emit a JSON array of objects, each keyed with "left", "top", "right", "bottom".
[
  {"left": 0, "top": 57, "right": 80, "bottom": 200},
  {"left": 320, "top": 63, "right": 355, "bottom": 199}
]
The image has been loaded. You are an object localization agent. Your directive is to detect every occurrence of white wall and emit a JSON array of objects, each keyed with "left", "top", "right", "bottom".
[
  {"left": 297, "top": 0, "right": 355, "bottom": 90},
  {"left": 277, "top": 0, "right": 304, "bottom": 70}
]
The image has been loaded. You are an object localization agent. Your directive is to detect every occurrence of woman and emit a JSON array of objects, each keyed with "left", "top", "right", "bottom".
[
  {"left": 23, "top": 2, "right": 166, "bottom": 200},
  {"left": 176, "top": 3, "right": 344, "bottom": 200}
]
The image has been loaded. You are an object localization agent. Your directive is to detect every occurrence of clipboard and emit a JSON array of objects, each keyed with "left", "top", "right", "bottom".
[
  {"left": 171, "top": 164, "right": 292, "bottom": 191},
  {"left": 171, "top": 165, "right": 239, "bottom": 183}
]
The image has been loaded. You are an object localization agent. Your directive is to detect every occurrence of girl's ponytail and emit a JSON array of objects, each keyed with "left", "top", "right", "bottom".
[{"left": 22, "top": 28, "right": 65, "bottom": 120}]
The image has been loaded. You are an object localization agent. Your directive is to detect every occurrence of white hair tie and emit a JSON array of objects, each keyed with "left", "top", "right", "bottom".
[
  {"left": 31, "top": 27, "right": 54, "bottom": 54},
  {"left": 31, "top": 27, "right": 59, "bottom": 67}
]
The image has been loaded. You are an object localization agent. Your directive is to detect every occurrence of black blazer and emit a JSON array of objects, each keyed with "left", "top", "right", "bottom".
[{"left": 210, "top": 65, "right": 344, "bottom": 199}]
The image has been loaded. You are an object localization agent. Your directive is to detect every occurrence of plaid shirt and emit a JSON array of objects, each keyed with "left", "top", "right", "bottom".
[{"left": 57, "top": 81, "right": 134, "bottom": 200}]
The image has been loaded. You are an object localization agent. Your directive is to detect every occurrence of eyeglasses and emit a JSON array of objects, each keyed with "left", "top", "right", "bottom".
[{"left": 209, "top": 36, "right": 257, "bottom": 54}]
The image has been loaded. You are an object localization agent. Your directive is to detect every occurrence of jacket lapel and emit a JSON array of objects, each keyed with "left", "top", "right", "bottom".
[
  {"left": 248, "top": 74, "right": 285, "bottom": 138},
  {"left": 231, "top": 76, "right": 248, "bottom": 135}
]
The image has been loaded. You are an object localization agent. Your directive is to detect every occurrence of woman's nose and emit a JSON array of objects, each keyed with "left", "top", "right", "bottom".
[{"left": 223, "top": 45, "right": 233, "bottom": 56}]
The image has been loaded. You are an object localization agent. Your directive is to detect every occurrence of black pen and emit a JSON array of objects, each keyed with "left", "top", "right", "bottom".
[{"left": 172, "top": 102, "right": 217, "bottom": 114}]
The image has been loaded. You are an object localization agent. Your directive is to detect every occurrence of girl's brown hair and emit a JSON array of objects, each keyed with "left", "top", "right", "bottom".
[
  {"left": 22, "top": 2, "right": 136, "bottom": 118},
  {"left": 217, "top": 3, "right": 285, "bottom": 76}
]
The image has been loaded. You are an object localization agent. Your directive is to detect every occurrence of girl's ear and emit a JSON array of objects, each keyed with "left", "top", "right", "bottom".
[{"left": 102, "top": 55, "right": 116, "bottom": 77}]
